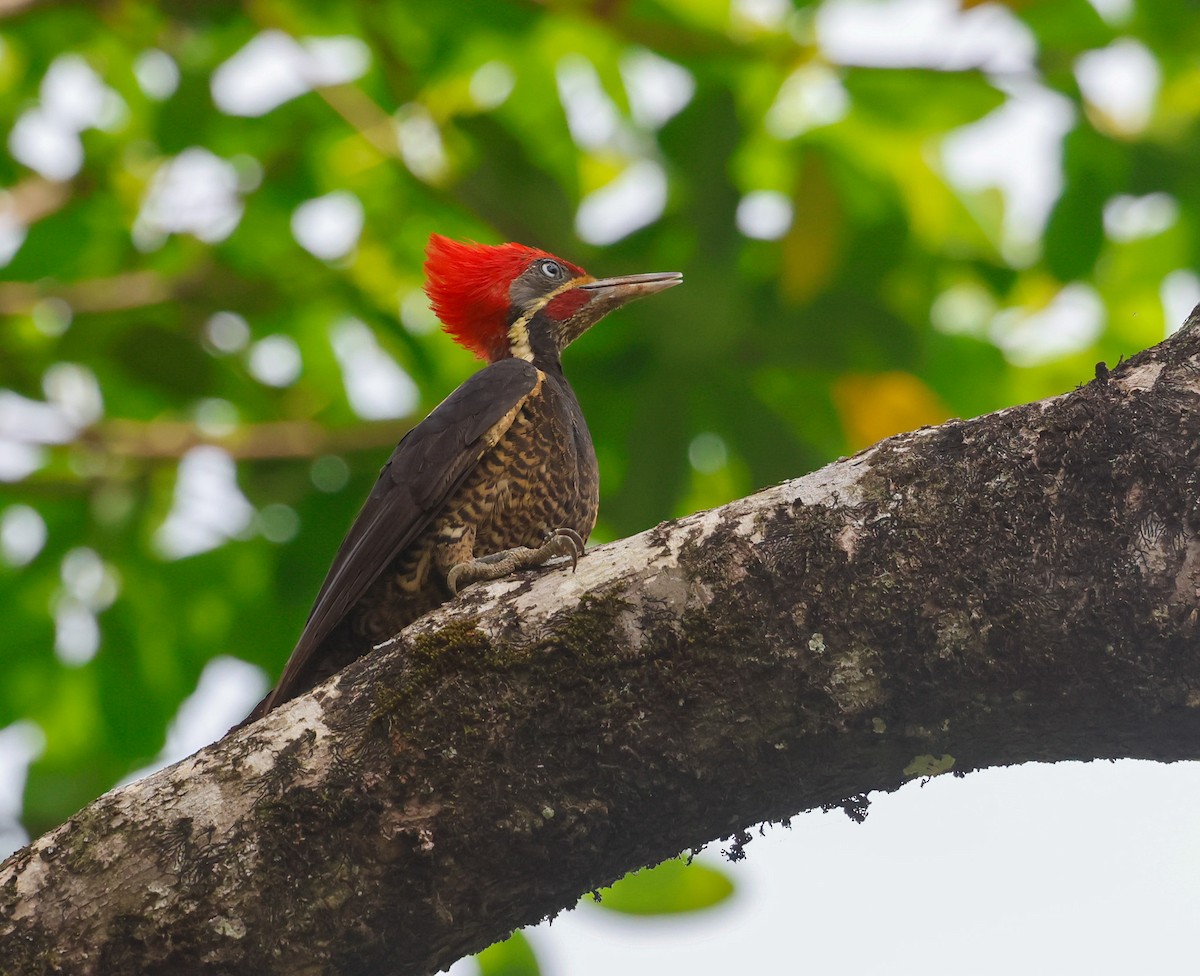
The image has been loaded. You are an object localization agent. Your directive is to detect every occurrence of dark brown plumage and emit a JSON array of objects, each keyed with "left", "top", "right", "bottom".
[{"left": 241, "top": 236, "right": 681, "bottom": 724}]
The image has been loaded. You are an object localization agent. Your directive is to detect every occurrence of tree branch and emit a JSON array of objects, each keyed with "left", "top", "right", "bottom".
[
  {"left": 5, "top": 313, "right": 1200, "bottom": 975},
  {"left": 0, "top": 270, "right": 172, "bottom": 317},
  {"left": 81, "top": 417, "right": 414, "bottom": 461}
]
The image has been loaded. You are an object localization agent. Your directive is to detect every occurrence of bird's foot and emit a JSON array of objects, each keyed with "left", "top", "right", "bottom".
[{"left": 447, "top": 528, "right": 585, "bottom": 596}]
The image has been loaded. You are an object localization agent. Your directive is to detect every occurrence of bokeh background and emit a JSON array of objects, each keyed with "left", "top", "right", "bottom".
[{"left": 2, "top": 0, "right": 1199, "bottom": 972}]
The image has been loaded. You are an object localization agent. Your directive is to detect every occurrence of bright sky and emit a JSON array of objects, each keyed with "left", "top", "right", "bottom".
[
  {"left": 466, "top": 759, "right": 1200, "bottom": 976},
  {"left": 3, "top": 0, "right": 1199, "bottom": 971}
]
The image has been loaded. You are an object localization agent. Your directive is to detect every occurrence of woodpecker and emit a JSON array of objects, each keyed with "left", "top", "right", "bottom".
[{"left": 243, "top": 235, "right": 682, "bottom": 723}]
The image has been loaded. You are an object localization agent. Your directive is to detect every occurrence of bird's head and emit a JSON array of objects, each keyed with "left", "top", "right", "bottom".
[{"left": 424, "top": 234, "right": 682, "bottom": 364}]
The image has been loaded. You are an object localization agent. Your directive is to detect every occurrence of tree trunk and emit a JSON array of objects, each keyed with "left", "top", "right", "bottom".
[{"left": 5, "top": 312, "right": 1200, "bottom": 976}]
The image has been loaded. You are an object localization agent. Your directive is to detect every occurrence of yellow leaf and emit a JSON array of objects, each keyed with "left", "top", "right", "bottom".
[{"left": 832, "top": 371, "right": 950, "bottom": 449}]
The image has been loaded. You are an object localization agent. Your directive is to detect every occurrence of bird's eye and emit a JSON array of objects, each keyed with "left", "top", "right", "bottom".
[{"left": 539, "top": 260, "right": 563, "bottom": 280}]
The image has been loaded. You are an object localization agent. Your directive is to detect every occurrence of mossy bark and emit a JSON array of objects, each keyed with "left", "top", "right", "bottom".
[{"left": 5, "top": 313, "right": 1200, "bottom": 975}]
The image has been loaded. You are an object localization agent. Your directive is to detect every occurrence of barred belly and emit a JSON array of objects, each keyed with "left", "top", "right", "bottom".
[{"left": 346, "top": 374, "right": 598, "bottom": 647}]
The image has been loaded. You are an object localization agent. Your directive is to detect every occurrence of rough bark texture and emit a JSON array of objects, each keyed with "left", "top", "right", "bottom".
[{"left": 5, "top": 314, "right": 1200, "bottom": 975}]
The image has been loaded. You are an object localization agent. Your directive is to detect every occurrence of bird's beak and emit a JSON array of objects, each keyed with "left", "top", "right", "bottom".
[
  {"left": 552, "top": 270, "right": 682, "bottom": 348},
  {"left": 579, "top": 271, "right": 684, "bottom": 306}
]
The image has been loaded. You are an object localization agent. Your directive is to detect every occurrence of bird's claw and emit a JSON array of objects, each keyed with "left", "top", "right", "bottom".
[
  {"left": 547, "top": 527, "right": 585, "bottom": 571},
  {"left": 446, "top": 527, "right": 586, "bottom": 596},
  {"left": 446, "top": 563, "right": 467, "bottom": 597}
]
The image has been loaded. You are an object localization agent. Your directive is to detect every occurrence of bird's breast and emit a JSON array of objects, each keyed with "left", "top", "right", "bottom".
[{"left": 471, "top": 376, "right": 598, "bottom": 552}]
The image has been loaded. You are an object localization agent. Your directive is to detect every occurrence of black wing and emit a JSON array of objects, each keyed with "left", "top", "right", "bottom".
[{"left": 260, "top": 358, "right": 541, "bottom": 716}]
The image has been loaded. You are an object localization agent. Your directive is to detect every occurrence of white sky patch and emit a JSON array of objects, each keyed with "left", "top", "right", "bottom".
[
  {"left": 331, "top": 318, "right": 419, "bottom": 420},
  {"left": 765, "top": 63, "right": 848, "bottom": 139},
  {"left": 942, "top": 81, "right": 1075, "bottom": 261},
  {"left": 0, "top": 381, "right": 77, "bottom": 487},
  {"left": 0, "top": 389, "right": 79, "bottom": 444},
  {"left": 1103, "top": 193, "right": 1178, "bottom": 242},
  {"left": 211, "top": 30, "right": 370, "bottom": 117},
  {"left": 43, "top": 363, "right": 103, "bottom": 427},
  {"left": 559, "top": 54, "right": 668, "bottom": 244},
  {"left": 0, "top": 378, "right": 89, "bottom": 484},
  {"left": 121, "top": 657, "right": 269, "bottom": 786},
  {"left": 817, "top": 0, "right": 1036, "bottom": 72},
  {"left": 54, "top": 598, "right": 99, "bottom": 665},
  {"left": 133, "top": 147, "right": 244, "bottom": 249},
  {"left": 164, "top": 656, "right": 269, "bottom": 758},
  {"left": 134, "top": 49, "right": 180, "bottom": 101},
  {"left": 9, "top": 54, "right": 127, "bottom": 181},
  {"left": 247, "top": 334, "right": 303, "bottom": 387},
  {"left": 447, "top": 761, "right": 1200, "bottom": 976},
  {"left": 1, "top": 505, "right": 47, "bottom": 566},
  {"left": 470, "top": 61, "right": 516, "bottom": 110},
  {"left": 576, "top": 159, "right": 668, "bottom": 246},
  {"left": 291, "top": 190, "right": 364, "bottom": 261},
  {"left": 1161, "top": 270, "right": 1200, "bottom": 336},
  {"left": 395, "top": 104, "right": 449, "bottom": 184},
  {"left": 154, "top": 446, "right": 255, "bottom": 559},
  {"left": 732, "top": 0, "right": 792, "bottom": 31},
  {"left": 60, "top": 547, "right": 119, "bottom": 611},
  {"left": 1087, "top": 0, "right": 1133, "bottom": 24},
  {"left": 620, "top": 50, "right": 695, "bottom": 130},
  {"left": 9, "top": 110, "right": 83, "bottom": 182},
  {"left": 557, "top": 55, "right": 623, "bottom": 150},
  {"left": 930, "top": 281, "right": 997, "bottom": 336},
  {"left": 989, "top": 283, "right": 1105, "bottom": 366},
  {"left": 301, "top": 35, "right": 371, "bottom": 86},
  {"left": 0, "top": 442, "right": 45, "bottom": 482},
  {"left": 41, "top": 54, "right": 126, "bottom": 132},
  {"left": 1075, "top": 38, "right": 1160, "bottom": 136},
  {"left": 0, "top": 196, "right": 27, "bottom": 267},
  {"left": 54, "top": 546, "right": 118, "bottom": 665},
  {"left": 0, "top": 721, "right": 46, "bottom": 858},
  {"left": 737, "top": 191, "right": 794, "bottom": 240},
  {"left": 203, "top": 311, "right": 251, "bottom": 354}
]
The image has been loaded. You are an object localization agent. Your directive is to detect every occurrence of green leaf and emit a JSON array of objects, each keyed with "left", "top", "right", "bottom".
[
  {"left": 1017, "top": 0, "right": 1113, "bottom": 54},
  {"left": 843, "top": 68, "right": 1005, "bottom": 132},
  {"left": 1044, "top": 123, "right": 1129, "bottom": 282},
  {"left": 475, "top": 931, "right": 540, "bottom": 976},
  {"left": 589, "top": 857, "right": 735, "bottom": 916}
]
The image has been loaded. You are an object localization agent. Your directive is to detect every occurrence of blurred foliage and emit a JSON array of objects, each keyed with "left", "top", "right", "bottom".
[
  {"left": 0, "top": 0, "right": 1196, "bottom": 951},
  {"left": 475, "top": 855, "right": 733, "bottom": 966},
  {"left": 588, "top": 856, "right": 735, "bottom": 915},
  {"left": 476, "top": 931, "right": 541, "bottom": 976}
]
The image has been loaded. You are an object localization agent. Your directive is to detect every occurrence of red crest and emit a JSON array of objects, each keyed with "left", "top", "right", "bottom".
[{"left": 424, "top": 235, "right": 586, "bottom": 361}]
